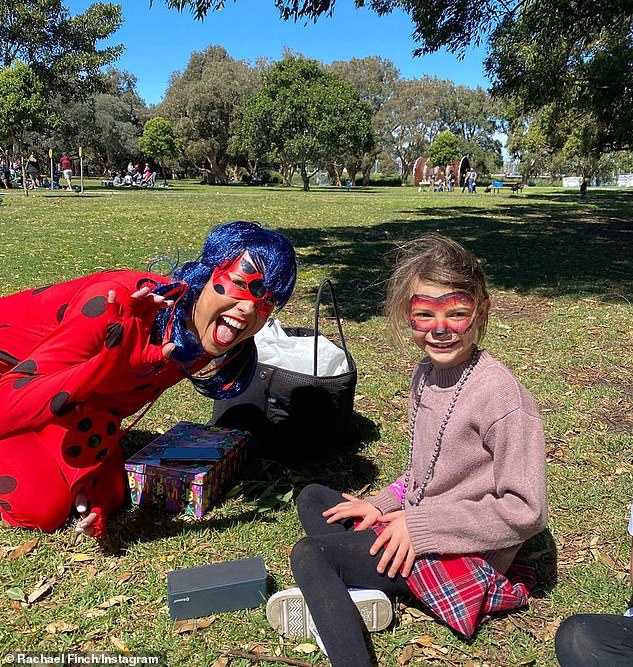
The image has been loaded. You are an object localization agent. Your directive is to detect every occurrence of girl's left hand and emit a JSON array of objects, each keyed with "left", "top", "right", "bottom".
[{"left": 369, "top": 510, "right": 416, "bottom": 578}]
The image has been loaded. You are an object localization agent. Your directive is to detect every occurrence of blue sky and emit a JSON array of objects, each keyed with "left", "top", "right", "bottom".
[{"left": 66, "top": 0, "right": 491, "bottom": 106}]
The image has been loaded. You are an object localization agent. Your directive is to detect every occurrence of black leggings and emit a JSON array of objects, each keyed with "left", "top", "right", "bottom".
[
  {"left": 555, "top": 613, "right": 633, "bottom": 666},
  {"left": 290, "top": 484, "right": 411, "bottom": 667}
]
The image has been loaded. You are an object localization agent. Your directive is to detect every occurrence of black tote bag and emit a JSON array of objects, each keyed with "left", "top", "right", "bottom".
[{"left": 209, "top": 280, "right": 357, "bottom": 461}]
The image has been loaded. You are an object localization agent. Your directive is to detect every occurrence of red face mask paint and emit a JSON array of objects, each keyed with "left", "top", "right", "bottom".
[
  {"left": 212, "top": 254, "right": 276, "bottom": 318},
  {"left": 409, "top": 291, "right": 475, "bottom": 334}
]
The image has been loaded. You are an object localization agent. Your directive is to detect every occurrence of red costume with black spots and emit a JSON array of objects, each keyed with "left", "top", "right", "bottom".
[{"left": 0, "top": 270, "right": 203, "bottom": 537}]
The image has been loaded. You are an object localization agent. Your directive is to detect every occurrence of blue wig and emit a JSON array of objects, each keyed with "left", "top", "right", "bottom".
[{"left": 152, "top": 221, "right": 296, "bottom": 399}]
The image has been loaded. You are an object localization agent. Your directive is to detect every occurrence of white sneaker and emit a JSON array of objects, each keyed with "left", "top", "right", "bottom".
[{"left": 266, "top": 586, "right": 392, "bottom": 639}]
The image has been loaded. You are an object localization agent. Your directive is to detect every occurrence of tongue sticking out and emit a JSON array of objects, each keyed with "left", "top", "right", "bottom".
[{"left": 214, "top": 318, "right": 240, "bottom": 346}]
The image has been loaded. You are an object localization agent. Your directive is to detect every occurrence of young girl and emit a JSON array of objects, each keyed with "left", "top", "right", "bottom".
[{"left": 266, "top": 234, "right": 548, "bottom": 666}]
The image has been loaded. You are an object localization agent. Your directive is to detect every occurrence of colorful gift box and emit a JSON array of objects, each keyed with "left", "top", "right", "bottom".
[{"left": 125, "top": 422, "right": 249, "bottom": 517}]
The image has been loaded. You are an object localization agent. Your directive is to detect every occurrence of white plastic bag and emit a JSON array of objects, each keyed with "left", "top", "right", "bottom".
[{"left": 255, "top": 319, "right": 350, "bottom": 377}]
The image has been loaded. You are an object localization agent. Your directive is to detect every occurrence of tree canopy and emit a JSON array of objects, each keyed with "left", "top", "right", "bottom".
[
  {"left": 160, "top": 0, "right": 633, "bottom": 155},
  {"left": 237, "top": 55, "right": 373, "bottom": 190},
  {"left": 0, "top": 0, "right": 123, "bottom": 100}
]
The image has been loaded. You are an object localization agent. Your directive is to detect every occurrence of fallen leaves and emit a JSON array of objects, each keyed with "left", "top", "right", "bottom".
[
  {"left": 8, "top": 537, "right": 39, "bottom": 560},
  {"left": 174, "top": 615, "right": 217, "bottom": 634},
  {"left": 46, "top": 620, "right": 79, "bottom": 634}
]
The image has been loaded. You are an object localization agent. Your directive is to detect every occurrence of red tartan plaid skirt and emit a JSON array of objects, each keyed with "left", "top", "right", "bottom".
[{"left": 372, "top": 522, "right": 536, "bottom": 638}]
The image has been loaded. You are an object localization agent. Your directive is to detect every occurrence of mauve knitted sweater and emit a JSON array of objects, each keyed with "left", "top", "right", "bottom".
[{"left": 368, "top": 349, "right": 548, "bottom": 574}]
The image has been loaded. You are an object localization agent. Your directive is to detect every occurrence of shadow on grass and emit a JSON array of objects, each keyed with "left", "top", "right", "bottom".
[
  {"left": 110, "top": 419, "right": 380, "bottom": 551},
  {"left": 283, "top": 189, "right": 633, "bottom": 322}
]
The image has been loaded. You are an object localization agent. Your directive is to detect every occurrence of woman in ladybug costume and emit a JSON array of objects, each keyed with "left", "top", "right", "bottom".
[{"left": 0, "top": 221, "right": 296, "bottom": 539}]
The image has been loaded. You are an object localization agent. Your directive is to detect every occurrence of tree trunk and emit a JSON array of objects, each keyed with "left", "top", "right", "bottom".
[
  {"left": 327, "top": 163, "right": 341, "bottom": 187},
  {"left": 361, "top": 162, "right": 372, "bottom": 186},
  {"left": 281, "top": 161, "right": 294, "bottom": 187},
  {"left": 299, "top": 162, "right": 310, "bottom": 191},
  {"left": 345, "top": 161, "right": 360, "bottom": 186}
]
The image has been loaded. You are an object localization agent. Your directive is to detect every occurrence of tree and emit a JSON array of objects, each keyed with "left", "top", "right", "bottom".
[
  {"left": 159, "top": 46, "right": 259, "bottom": 184},
  {"left": 328, "top": 56, "right": 398, "bottom": 184},
  {"left": 428, "top": 130, "right": 460, "bottom": 167},
  {"left": 0, "top": 61, "right": 49, "bottom": 194},
  {"left": 58, "top": 68, "right": 148, "bottom": 174},
  {"left": 236, "top": 55, "right": 373, "bottom": 190},
  {"left": 162, "top": 0, "right": 633, "bottom": 154},
  {"left": 139, "top": 116, "right": 180, "bottom": 184},
  {"left": 0, "top": 0, "right": 123, "bottom": 100}
]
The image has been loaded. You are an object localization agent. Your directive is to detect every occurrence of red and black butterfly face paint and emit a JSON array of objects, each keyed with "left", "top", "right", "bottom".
[
  {"left": 409, "top": 291, "right": 475, "bottom": 334},
  {"left": 212, "top": 253, "right": 277, "bottom": 318}
]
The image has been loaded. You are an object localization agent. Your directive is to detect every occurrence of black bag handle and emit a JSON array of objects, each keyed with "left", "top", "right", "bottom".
[{"left": 313, "top": 279, "right": 353, "bottom": 376}]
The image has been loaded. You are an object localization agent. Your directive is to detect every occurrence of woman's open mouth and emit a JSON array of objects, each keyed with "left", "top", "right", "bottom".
[{"left": 212, "top": 315, "right": 246, "bottom": 347}]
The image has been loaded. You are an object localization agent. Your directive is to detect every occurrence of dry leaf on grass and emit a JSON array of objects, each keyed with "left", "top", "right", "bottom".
[
  {"left": 397, "top": 645, "right": 415, "bottom": 665},
  {"left": 294, "top": 643, "right": 318, "bottom": 654},
  {"left": 27, "top": 582, "right": 52, "bottom": 604},
  {"left": 110, "top": 637, "right": 128, "bottom": 652},
  {"left": 8, "top": 537, "right": 39, "bottom": 560},
  {"left": 86, "top": 609, "right": 108, "bottom": 619},
  {"left": 71, "top": 553, "right": 95, "bottom": 563},
  {"left": 46, "top": 621, "right": 79, "bottom": 634},
  {"left": 116, "top": 571, "right": 133, "bottom": 587},
  {"left": 210, "top": 659, "right": 229, "bottom": 667},
  {"left": 98, "top": 595, "right": 132, "bottom": 609},
  {"left": 174, "top": 616, "right": 217, "bottom": 634}
]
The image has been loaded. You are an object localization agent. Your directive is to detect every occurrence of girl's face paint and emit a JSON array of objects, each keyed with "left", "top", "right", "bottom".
[
  {"left": 409, "top": 291, "right": 475, "bottom": 334},
  {"left": 212, "top": 252, "right": 277, "bottom": 318}
]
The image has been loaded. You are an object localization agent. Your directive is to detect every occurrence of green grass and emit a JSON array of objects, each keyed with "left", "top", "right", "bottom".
[{"left": 1, "top": 182, "right": 632, "bottom": 665}]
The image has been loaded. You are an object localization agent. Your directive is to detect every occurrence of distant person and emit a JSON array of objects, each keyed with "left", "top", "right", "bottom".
[
  {"left": 127, "top": 161, "right": 134, "bottom": 175},
  {"left": 461, "top": 169, "right": 471, "bottom": 193},
  {"left": 60, "top": 152, "right": 74, "bottom": 191},
  {"left": 0, "top": 158, "right": 10, "bottom": 189},
  {"left": 26, "top": 153, "right": 40, "bottom": 189},
  {"left": 469, "top": 168, "right": 478, "bottom": 193},
  {"left": 113, "top": 172, "right": 123, "bottom": 187},
  {"left": 345, "top": 179, "right": 352, "bottom": 191},
  {"left": 579, "top": 178, "right": 587, "bottom": 199}
]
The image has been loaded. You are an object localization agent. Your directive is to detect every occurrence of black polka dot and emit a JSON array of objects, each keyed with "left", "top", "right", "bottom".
[
  {"left": 0, "top": 324, "right": 9, "bottom": 329},
  {"left": 13, "top": 376, "right": 37, "bottom": 389},
  {"left": 56, "top": 303, "right": 68, "bottom": 322},
  {"left": 136, "top": 278, "right": 159, "bottom": 290},
  {"left": 105, "top": 322, "right": 123, "bottom": 348},
  {"left": 133, "top": 384, "right": 152, "bottom": 392},
  {"left": 214, "top": 284, "right": 225, "bottom": 295},
  {"left": 13, "top": 359, "right": 37, "bottom": 374},
  {"left": 87, "top": 434, "right": 102, "bottom": 449},
  {"left": 154, "top": 387, "right": 163, "bottom": 395},
  {"left": 96, "top": 448, "right": 109, "bottom": 461},
  {"left": 77, "top": 418, "right": 92, "bottom": 432},
  {"left": 50, "top": 391, "right": 71, "bottom": 416},
  {"left": 0, "top": 476, "right": 17, "bottom": 494},
  {"left": 92, "top": 478, "right": 98, "bottom": 487},
  {"left": 0, "top": 499, "right": 12, "bottom": 511},
  {"left": 106, "top": 422, "right": 117, "bottom": 436},
  {"left": 81, "top": 295, "right": 107, "bottom": 318},
  {"left": 32, "top": 285, "right": 52, "bottom": 295},
  {"left": 66, "top": 445, "right": 82, "bottom": 458}
]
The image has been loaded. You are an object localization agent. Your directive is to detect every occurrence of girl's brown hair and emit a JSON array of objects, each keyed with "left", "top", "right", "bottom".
[{"left": 385, "top": 233, "right": 489, "bottom": 344}]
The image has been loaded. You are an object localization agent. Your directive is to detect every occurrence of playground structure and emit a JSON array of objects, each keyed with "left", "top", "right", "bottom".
[{"left": 413, "top": 156, "right": 471, "bottom": 191}]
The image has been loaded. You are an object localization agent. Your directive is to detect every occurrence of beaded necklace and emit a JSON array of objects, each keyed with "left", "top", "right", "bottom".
[{"left": 401, "top": 347, "right": 481, "bottom": 509}]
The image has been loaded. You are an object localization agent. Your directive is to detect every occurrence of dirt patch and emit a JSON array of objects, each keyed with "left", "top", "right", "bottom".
[{"left": 491, "top": 290, "right": 554, "bottom": 323}]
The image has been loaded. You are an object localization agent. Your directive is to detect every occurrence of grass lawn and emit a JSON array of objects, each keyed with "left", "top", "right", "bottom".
[{"left": 0, "top": 181, "right": 632, "bottom": 666}]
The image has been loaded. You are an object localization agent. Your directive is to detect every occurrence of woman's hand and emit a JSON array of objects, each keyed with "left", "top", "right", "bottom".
[
  {"left": 369, "top": 510, "right": 416, "bottom": 578},
  {"left": 322, "top": 493, "right": 383, "bottom": 530},
  {"left": 71, "top": 493, "right": 99, "bottom": 544},
  {"left": 107, "top": 289, "right": 175, "bottom": 361}
]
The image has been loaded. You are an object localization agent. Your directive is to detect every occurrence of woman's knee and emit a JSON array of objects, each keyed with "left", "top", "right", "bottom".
[
  {"left": 2, "top": 480, "right": 71, "bottom": 532},
  {"left": 290, "top": 536, "right": 324, "bottom": 575}
]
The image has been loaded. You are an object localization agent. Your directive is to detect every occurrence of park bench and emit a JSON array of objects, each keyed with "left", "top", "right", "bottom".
[{"left": 486, "top": 181, "right": 524, "bottom": 193}]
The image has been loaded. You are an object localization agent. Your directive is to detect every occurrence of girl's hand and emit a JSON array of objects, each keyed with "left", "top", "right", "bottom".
[
  {"left": 323, "top": 493, "right": 382, "bottom": 530},
  {"left": 369, "top": 510, "right": 416, "bottom": 578}
]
